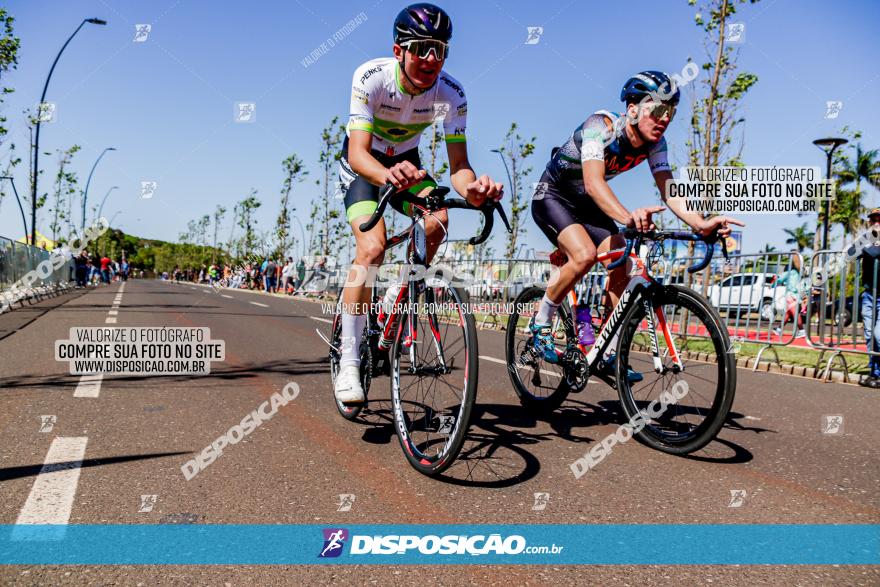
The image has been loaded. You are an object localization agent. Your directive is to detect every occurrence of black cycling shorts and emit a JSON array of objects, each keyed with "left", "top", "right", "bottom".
[
  {"left": 339, "top": 138, "right": 436, "bottom": 224},
  {"left": 531, "top": 169, "right": 619, "bottom": 247}
]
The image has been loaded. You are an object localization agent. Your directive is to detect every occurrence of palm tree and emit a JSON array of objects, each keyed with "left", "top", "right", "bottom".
[
  {"left": 837, "top": 144, "right": 880, "bottom": 194},
  {"left": 783, "top": 223, "right": 814, "bottom": 252},
  {"left": 832, "top": 144, "right": 880, "bottom": 242}
]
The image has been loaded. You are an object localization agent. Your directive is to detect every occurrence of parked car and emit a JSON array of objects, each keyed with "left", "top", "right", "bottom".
[
  {"left": 803, "top": 288, "right": 855, "bottom": 327},
  {"left": 707, "top": 273, "right": 787, "bottom": 318}
]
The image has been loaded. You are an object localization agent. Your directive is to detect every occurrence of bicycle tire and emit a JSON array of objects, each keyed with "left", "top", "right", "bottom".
[
  {"left": 505, "top": 286, "right": 574, "bottom": 413},
  {"left": 616, "top": 284, "right": 736, "bottom": 454},
  {"left": 390, "top": 279, "right": 478, "bottom": 476}
]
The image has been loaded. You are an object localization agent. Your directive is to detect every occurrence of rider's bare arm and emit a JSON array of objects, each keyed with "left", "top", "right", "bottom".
[
  {"left": 447, "top": 142, "right": 503, "bottom": 208},
  {"left": 655, "top": 170, "right": 745, "bottom": 236},
  {"left": 582, "top": 160, "right": 631, "bottom": 225}
]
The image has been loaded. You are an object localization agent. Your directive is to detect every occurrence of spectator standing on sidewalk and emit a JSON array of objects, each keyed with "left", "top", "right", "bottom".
[
  {"left": 773, "top": 251, "right": 806, "bottom": 338},
  {"left": 295, "top": 257, "right": 306, "bottom": 290},
  {"left": 281, "top": 257, "right": 294, "bottom": 294},
  {"left": 264, "top": 257, "right": 278, "bottom": 293},
  {"left": 74, "top": 250, "right": 89, "bottom": 287},
  {"left": 100, "top": 254, "right": 111, "bottom": 284},
  {"left": 859, "top": 208, "right": 880, "bottom": 388}
]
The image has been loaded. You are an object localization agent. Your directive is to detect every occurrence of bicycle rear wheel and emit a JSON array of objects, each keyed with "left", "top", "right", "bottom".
[
  {"left": 616, "top": 284, "right": 736, "bottom": 454},
  {"left": 390, "top": 277, "right": 477, "bottom": 476},
  {"left": 505, "top": 286, "right": 574, "bottom": 413}
]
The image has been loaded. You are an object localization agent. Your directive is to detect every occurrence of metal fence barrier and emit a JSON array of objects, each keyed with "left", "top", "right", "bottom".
[
  {"left": 0, "top": 236, "right": 75, "bottom": 313},
  {"left": 804, "top": 249, "right": 880, "bottom": 381},
  {"left": 208, "top": 247, "right": 878, "bottom": 383}
]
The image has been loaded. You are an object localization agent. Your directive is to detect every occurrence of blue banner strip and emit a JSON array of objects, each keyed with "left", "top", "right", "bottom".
[{"left": 1, "top": 524, "right": 877, "bottom": 565}]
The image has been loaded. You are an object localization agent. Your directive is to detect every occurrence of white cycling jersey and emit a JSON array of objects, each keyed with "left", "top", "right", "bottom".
[{"left": 347, "top": 57, "right": 467, "bottom": 157}]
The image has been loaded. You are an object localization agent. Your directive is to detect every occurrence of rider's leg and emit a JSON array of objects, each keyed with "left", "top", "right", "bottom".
[
  {"left": 340, "top": 216, "right": 386, "bottom": 368},
  {"left": 540, "top": 224, "right": 597, "bottom": 324},
  {"left": 598, "top": 233, "right": 629, "bottom": 309},
  {"left": 423, "top": 207, "right": 449, "bottom": 262},
  {"left": 596, "top": 233, "right": 629, "bottom": 358}
]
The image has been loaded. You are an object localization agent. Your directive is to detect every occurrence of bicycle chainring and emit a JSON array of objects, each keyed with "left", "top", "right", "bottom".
[{"left": 562, "top": 346, "right": 589, "bottom": 392}]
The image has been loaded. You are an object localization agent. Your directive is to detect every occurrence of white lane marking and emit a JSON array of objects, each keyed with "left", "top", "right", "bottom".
[
  {"left": 15, "top": 437, "right": 88, "bottom": 525},
  {"left": 250, "top": 301, "right": 269, "bottom": 308},
  {"left": 105, "top": 317, "right": 117, "bottom": 324},
  {"left": 310, "top": 316, "right": 333, "bottom": 324},
  {"left": 221, "top": 294, "right": 233, "bottom": 299},
  {"left": 108, "top": 310, "right": 118, "bottom": 316},
  {"left": 479, "top": 354, "right": 570, "bottom": 380},
  {"left": 74, "top": 373, "right": 103, "bottom": 398}
]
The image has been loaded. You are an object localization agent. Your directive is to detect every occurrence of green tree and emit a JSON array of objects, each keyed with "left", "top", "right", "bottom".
[
  {"left": 782, "top": 223, "right": 814, "bottom": 252},
  {"left": 685, "top": 0, "right": 759, "bottom": 295},
  {"left": 49, "top": 144, "right": 80, "bottom": 242},
  {"left": 212, "top": 205, "right": 226, "bottom": 264},
  {"left": 234, "top": 190, "right": 261, "bottom": 258},
  {"left": 831, "top": 142, "right": 880, "bottom": 243},
  {"left": 687, "top": 0, "right": 759, "bottom": 169},
  {"left": 496, "top": 122, "right": 536, "bottom": 258},
  {"left": 275, "top": 153, "right": 307, "bottom": 259},
  {"left": 0, "top": 8, "right": 20, "bottom": 146},
  {"left": 317, "top": 117, "right": 346, "bottom": 257}
]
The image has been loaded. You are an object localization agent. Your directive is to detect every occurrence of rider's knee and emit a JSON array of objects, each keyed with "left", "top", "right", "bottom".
[
  {"left": 569, "top": 248, "right": 597, "bottom": 275},
  {"left": 357, "top": 240, "right": 386, "bottom": 265}
]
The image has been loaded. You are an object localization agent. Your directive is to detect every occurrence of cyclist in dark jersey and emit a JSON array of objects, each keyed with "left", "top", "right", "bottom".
[{"left": 530, "top": 71, "right": 743, "bottom": 372}]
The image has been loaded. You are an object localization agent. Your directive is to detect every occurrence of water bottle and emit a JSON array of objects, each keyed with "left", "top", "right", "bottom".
[{"left": 575, "top": 304, "right": 595, "bottom": 346}]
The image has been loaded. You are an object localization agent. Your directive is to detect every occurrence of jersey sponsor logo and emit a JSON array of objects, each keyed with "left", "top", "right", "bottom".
[
  {"left": 379, "top": 103, "right": 401, "bottom": 112},
  {"left": 606, "top": 153, "right": 647, "bottom": 175},
  {"left": 441, "top": 76, "right": 464, "bottom": 98},
  {"left": 457, "top": 101, "right": 467, "bottom": 116},
  {"left": 386, "top": 127, "right": 409, "bottom": 136},
  {"left": 453, "top": 127, "right": 465, "bottom": 135},
  {"left": 413, "top": 106, "right": 433, "bottom": 114},
  {"left": 352, "top": 87, "right": 368, "bottom": 105},
  {"left": 359, "top": 66, "right": 382, "bottom": 85}
]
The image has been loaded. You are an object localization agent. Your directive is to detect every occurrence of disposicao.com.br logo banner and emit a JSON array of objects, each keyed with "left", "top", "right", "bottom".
[
  {"left": 1, "top": 524, "right": 877, "bottom": 565},
  {"left": 317, "top": 527, "right": 561, "bottom": 559}
]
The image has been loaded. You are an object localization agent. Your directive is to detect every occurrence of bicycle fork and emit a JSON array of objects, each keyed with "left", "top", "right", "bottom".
[{"left": 643, "top": 297, "right": 684, "bottom": 373}]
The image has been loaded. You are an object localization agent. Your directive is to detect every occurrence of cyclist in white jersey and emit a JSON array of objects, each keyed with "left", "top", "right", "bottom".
[{"left": 334, "top": 3, "right": 503, "bottom": 404}]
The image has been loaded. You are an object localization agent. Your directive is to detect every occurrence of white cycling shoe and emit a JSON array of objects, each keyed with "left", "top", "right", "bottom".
[{"left": 334, "top": 365, "right": 365, "bottom": 404}]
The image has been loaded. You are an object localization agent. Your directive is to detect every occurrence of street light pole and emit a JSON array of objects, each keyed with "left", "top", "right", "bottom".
[
  {"left": 813, "top": 137, "right": 848, "bottom": 250},
  {"left": 96, "top": 185, "right": 119, "bottom": 221},
  {"left": 82, "top": 147, "right": 116, "bottom": 231},
  {"left": 31, "top": 17, "right": 107, "bottom": 247},
  {"left": 490, "top": 148, "right": 513, "bottom": 190},
  {"left": 291, "top": 215, "right": 307, "bottom": 258},
  {"left": 0, "top": 176, "right": 29, "bottom": 241}
]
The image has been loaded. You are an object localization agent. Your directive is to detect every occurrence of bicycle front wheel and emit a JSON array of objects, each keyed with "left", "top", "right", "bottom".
[
  {"left": 616, "top": 284, "right": 736, "bottom": 454},
  {"left": 390, "top": 278, "right": 478, "bottom": 476}
]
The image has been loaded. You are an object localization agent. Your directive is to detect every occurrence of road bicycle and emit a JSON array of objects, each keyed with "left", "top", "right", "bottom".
[
  {"left": 327, "top": 183, "right": 511, "bottom": 476},
  {"left": 505, "top": 229, "right": 736, "bottom": 455}
]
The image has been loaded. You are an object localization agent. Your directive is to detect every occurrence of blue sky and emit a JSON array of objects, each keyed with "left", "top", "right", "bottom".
[{"left": 1, "top": 0, "right": 878, "bottom": 256}]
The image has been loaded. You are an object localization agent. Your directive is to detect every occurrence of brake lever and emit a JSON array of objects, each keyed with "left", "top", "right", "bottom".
[{"left": 494, "top": 202, "right": 512, "bottom": 233}]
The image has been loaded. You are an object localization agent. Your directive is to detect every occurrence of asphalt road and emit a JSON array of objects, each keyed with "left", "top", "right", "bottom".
[{"left": 0, "top": 279, "right": 877, "bottom": 585}]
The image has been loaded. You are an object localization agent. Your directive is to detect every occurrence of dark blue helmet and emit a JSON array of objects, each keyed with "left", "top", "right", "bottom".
[
  {"left": 620, "top": 71, "right": 680, "bottom": 105},
  {"left": 393, "top": 3, "right": 453, "bottom": 44}
]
